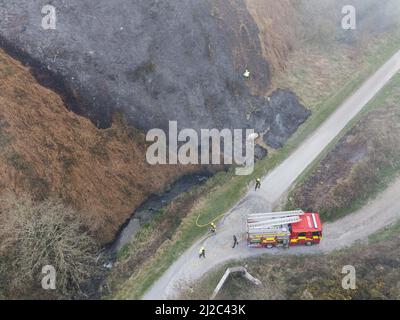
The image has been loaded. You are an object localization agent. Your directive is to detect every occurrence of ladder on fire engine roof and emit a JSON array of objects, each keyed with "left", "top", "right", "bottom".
[
  {"left": 247, "top": 210, "right": 304, "bottom": 221},
  {"left": 247, "top": 210, "right": 304, "bottom": 232}
]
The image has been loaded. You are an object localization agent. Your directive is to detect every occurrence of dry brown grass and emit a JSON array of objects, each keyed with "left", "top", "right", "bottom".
[
  {"left": 244, "top": 0, "right": 299, "bottom": 75},
  {"left": 0, "top": 49, "right": 198, "bottom": 244}
]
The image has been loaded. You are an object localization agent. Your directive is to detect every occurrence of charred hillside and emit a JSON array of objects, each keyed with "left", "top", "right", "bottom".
[
  {"left": 0, "top": 49, "right": 200, "bottom": 244},
  {"left": 0, "top": 0, "right": 309, "bottom": 146}
]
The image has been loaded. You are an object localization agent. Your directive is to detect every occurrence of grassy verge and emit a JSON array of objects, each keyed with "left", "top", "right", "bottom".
[
  {"left": 368, "top": 220, "right": 400, "bottom": 243},
  {"left": 111, "top": 32, "right": 400, "bottom": 299},
  {"left": 286, "top": 73, "right": 400, "bottom": 221}
]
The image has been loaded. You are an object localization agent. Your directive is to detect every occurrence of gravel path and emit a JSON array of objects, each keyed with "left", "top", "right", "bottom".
[{"left": 143, "top": 50, "right": 400, "bottom": 300}]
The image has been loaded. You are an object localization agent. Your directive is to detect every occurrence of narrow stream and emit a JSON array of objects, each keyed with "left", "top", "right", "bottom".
[{"left": 103, "top": 173, "right": 212, "bottom": 260}]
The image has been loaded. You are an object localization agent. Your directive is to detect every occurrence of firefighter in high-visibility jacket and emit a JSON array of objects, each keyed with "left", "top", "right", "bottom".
[
  {"left": 210, "top": 223, "right": 216, "bottom": 233},
  {"left": 199, "top": 247, "right": 206, "bottom": 259}
]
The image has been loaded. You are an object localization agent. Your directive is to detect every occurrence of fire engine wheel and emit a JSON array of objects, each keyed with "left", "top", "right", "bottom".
[
  {"left": 306, "top": 241, "right": 313, "bottom": 246},
  {"left": 266, "top": 244, "right": 274, "bottom": 249}
]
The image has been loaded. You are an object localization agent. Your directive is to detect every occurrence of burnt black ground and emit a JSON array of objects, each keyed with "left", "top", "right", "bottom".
[{"left": 0, "top": 0, "right": 309, "bottom": 147}]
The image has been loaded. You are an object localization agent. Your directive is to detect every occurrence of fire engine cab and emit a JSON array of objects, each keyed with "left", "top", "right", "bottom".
[{"left": 246, "top": 210, "right": 322, "bottom": 248}]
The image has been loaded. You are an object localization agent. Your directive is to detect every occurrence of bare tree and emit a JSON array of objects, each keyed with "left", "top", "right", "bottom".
[{"left": 0, "top": 193, "right": 100, "bottom": 299}]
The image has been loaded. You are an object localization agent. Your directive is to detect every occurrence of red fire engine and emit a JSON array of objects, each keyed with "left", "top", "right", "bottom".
[{"left": 246, "top": 210, "right": 322, "bottom": 248}]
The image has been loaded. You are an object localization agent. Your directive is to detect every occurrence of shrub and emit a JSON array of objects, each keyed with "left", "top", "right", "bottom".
[{"left": 0, "top": 194, "right": 100, "bottom": 299}]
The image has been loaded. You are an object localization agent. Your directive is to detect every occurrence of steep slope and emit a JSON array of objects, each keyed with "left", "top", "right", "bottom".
[
  {"left": 0, "top": 0, "right": 309, "bottom": 145},
  {"left": 244, "top": 0, "right": 299, "bottom": 75},
  {"left": 0, "top": 49, "right": 197, "bottom": 243},
  {"left": 0, "top": 0, "right": 314, "bottom": 247}
]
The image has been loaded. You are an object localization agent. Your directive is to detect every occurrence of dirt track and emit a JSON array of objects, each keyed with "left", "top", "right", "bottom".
[{"left": 143, "top": 50, "right": 400, "bottom": 300}]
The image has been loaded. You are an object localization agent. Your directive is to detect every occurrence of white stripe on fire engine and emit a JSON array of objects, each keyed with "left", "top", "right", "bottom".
[{"left": 311, "top": 213, "right": 318, "bottom": 229}]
